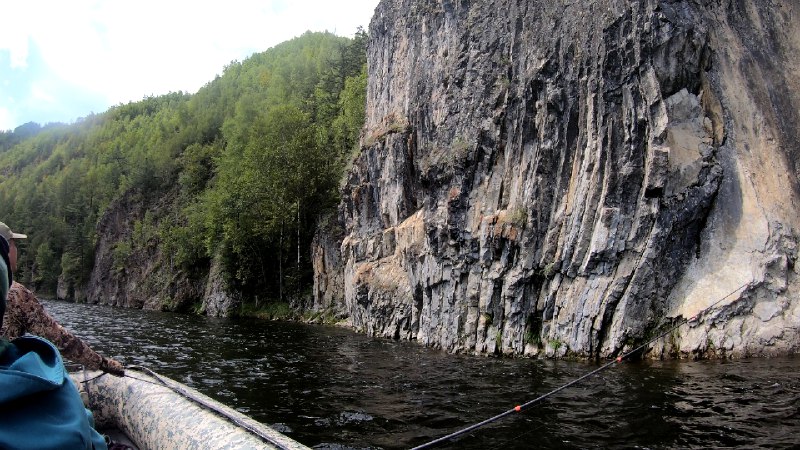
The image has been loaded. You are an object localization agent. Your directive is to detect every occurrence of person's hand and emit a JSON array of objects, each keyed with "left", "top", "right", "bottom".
[{"left": 100, "top": 358, "right": 125, "bottom": 377}]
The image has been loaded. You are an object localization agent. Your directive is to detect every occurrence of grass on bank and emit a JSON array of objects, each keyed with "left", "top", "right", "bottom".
[
  {"left": 238, "top": 301, "right": 341, "bottom": 324},
  {"left": 239, "top": 302, "right": 296, "bottom": 320}
]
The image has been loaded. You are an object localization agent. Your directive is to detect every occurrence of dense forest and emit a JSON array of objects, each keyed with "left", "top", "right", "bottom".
[{"left": 0, "top": 30, "right": 367, "bottom": 313}]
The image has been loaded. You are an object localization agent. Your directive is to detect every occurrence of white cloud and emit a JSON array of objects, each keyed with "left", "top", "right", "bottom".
[
  {"left": 0, "top": 0, "right": 379, "bottom": 128},
  {"left": 30, "top": 83, "right": 56, "bottom": 103},
  {"left": 0, "top": 107, "right": 14, "bottom": 131},
  {"left": 0, "top": 0, "right": 31, "bottom": 67}
]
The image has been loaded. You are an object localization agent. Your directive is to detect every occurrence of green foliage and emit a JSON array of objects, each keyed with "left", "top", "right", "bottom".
[
  {"left": 302, "top": 307, "right": 340, "bottom": 324},
  {"left": 0, "top": 30, "right": 368, "bottom": 305},
  {"left": 33, "top": 242, "right": 59, "bottom": 293},
  {"left": 524, "top": 327, "right": 541, "bottom": 347},
  {"left": 178, "top": 141, "right": 222, "bottom": 196},
  {"left": 542, "top": 262, "right": 557, "bottom": 279},
  {"left": 508, "top": 206, "right": 528, "bottom": 228},
  {"left": 418, "top": 134, "right": 473, "bottom": 177},
  {"left": 112, "top": 241, "right": 132, "bottom": 274},
  {"left": 364, "top": 113, "right": 409, "bottom": 147},
  {"left": 333, "top": 68, "right": 367, "bottom": 169},
  {"left": 240, "top": 301, "right": 296, "bottom": 321},
  {"left": 133, "top": 212, "right": 158, "bottom": 245}
]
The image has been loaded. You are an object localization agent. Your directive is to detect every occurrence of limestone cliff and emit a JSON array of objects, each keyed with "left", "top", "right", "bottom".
[{"left": 313, "top": 0, "right": 800, "bottom": 358}]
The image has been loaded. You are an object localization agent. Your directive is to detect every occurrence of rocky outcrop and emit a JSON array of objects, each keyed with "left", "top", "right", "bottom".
[
  {"left": 313, "top": 0, "right": 800, "bottom": 358},
  {"left": 311, "top": 216, "right": 346, "bottom": 313},
  {"left": 200, "top": 251, "right": 241, "bottom": 317},
  {"left": 86, "top": 189, "right": 244, "bottom": 317},
  {"left": 86, "top": 190, "right": 209, "bottom": 313},
  {"left": 57, "top": 274, "right": 85, "bottom": 302}
]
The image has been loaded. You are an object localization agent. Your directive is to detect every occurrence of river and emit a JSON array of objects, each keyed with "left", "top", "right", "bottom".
[{"left": 42, "top": 299, "right": 798, "bottom": 449}]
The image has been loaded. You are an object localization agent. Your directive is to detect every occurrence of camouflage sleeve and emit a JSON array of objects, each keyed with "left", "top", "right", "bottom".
[
  {"left": 5, "top": 282, "right": 122, "bottom": 373},
  {"left": 2, "top": 282, "right": 29, "bottom": 339}
]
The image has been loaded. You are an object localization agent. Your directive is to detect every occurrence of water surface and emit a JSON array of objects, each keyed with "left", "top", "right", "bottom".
[{"left": 43, "top": 300, "right": 799, "bottom": 449}]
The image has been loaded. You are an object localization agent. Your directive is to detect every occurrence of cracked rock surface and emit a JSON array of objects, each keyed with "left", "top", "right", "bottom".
[{"left": 313, "top": 0, "right": 800, "bottom": 358}]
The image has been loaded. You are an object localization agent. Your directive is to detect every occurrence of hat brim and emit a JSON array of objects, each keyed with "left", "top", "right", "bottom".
[{"left": 10, "top": 233, "right": 26, "bottom": 239}]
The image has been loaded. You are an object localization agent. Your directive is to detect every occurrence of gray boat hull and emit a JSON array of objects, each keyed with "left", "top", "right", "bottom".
[{"left": 72, "top": 369, "right": 309, "bottom": 450}]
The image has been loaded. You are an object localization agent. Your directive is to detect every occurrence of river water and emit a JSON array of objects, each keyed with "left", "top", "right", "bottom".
[{"left": 42, "top": 299, "right": 798, "bottom": 449}]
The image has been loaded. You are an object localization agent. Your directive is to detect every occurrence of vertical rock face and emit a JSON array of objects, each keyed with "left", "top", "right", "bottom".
[
  {"left": 200, "top": 251, "right": 241, "bottom": 318},
  {"left": 313, "top": 0, "right": 800, "bottom": 357},
  {"left": 311, "top": 218, "right": 346, "bottom": 312}
]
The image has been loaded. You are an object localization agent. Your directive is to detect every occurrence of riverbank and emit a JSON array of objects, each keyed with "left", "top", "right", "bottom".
[{"left": 238, "top": 301, "right": 341, "bottom": 325}]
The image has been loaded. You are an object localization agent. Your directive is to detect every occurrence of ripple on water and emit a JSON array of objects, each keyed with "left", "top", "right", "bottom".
[{"left": 42, "top": 300, "right": 800, "bottom": 450}]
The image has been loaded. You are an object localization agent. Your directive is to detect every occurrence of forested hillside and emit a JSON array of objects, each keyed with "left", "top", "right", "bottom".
[{"left": 0, "top": 30, "right": 367, "bottom": 313}]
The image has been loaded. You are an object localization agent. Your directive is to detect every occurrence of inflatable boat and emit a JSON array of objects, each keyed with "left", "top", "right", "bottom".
[{"left": 72, "top": 367, "right": 310, "bottom": 450}]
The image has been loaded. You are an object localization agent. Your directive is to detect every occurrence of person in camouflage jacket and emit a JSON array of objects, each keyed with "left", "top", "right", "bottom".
[
  {"left": 0, "top": 221, "right": 123, "bottom": 376},
  {"left": 2, "top": 281, "right": 124, "bottom": 375},
  {"left": 1, "top": 226, "right": 108, "bottom": 450}
]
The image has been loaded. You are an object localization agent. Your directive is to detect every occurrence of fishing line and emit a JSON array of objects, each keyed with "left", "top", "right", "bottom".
[{"left": 410, "top": 282, "right": 750, "bottom": 450}]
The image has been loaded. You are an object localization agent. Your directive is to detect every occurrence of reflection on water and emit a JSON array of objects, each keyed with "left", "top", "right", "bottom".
[{"left": 43, "top": 300, "right": 799, "bottom": 449}]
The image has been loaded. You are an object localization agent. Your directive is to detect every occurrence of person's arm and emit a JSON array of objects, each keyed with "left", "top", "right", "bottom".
[
  {"left": 7, "top": 282, "right": 124, "bottom": 375},
  {"left": 0, "top": 237, "right": 9, "bottom": 305}
]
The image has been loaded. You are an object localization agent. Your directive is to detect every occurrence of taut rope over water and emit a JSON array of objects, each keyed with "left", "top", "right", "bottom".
[{"left": 410, "top": 282, "right": 751, "bottom": 450}]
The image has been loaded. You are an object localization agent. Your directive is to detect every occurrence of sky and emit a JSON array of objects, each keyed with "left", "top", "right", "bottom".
[{"left": 0, "top": 0, "right": 380, "bottom": 131}]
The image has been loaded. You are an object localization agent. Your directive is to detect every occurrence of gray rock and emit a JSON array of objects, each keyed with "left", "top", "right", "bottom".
[
  {"left": 201, "top": 251, "right": 241, "bottom": 318},
  {"left": 87, "top": 190, "right": 206, "bottom": 312},
  {"left": 313, "top": 0, "right": 800, "bottom": 358}
]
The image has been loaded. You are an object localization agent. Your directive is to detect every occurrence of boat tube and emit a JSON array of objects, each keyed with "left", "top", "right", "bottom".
[{"left": 72, "top": 368, "right": 310, "bottom": 450}]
